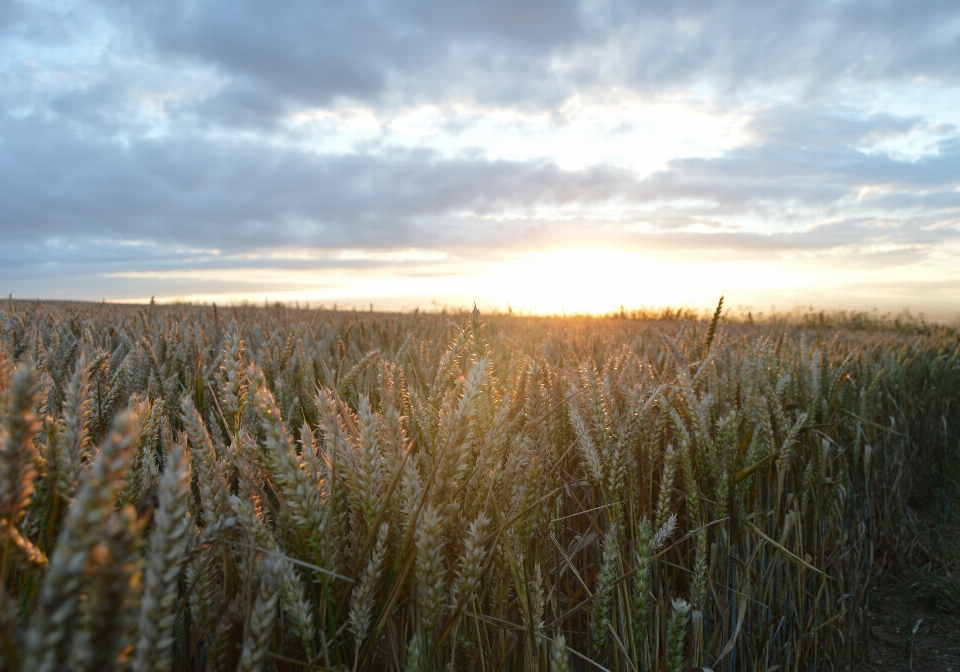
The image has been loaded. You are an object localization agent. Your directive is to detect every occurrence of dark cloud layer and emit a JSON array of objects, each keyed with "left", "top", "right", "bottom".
[
  {"left": 104, "top": 1, "right": 960, "bottom": 117},
  {"left": 119, "top": 0, "right": 583, "bottom": 111},
  {"left": 3, "top": 105, "right": 956, "bottom": 259},
  {"left": 615, "top": 1, "right": 960, "bottom": 94},
  {"left": 0, "top": 115, "right": 632, "bottom": 251},
  {"left": 7, "top": 0, "right": 960, "bottom": 126}
]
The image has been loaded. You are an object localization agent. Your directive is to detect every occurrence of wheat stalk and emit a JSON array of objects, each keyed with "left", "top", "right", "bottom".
[{"left": 132, "top": 441, "right": 192, "bottom": 672}]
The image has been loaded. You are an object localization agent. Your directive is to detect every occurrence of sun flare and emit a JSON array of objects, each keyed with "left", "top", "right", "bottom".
[{"left": 472, "top": 248, "right": 810, "bottom": 315}]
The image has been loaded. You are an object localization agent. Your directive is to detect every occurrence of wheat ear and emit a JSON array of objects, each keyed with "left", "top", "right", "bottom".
[
  {"left": 132, "top": 442, "right": 193, "bottom": 672},
  {"left": 665, "top": 598, "right": 691, "bottom": 672},
  {"left": 71, "top": 505, "right": 141, "bottom": 672},
  {"left": 236, "top": 559, "right": 280, "bottom": 672},
  {"left": 24, "top": 410, "right": 138, "bottom": 672}
]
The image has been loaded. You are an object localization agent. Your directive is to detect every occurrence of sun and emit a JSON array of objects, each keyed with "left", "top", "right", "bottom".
[{"left": 472, "top": 247, "right": 802, "bottom": 314}]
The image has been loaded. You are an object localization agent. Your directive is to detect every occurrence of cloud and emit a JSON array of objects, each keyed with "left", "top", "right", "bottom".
[
  {"left": 625, "top": 219, "right": 960, "bottom": 263},
  {"left": 4, "top": 0, "right": 953, "bottom": 131},
  {"left": 92, "top": 0, "right": 960, "bottom": 121},
  {"left": 99, "top": 0, "right": 584, "bottom": 124},
  {"left": 0, "top": 114, "right": 634, "bottom": 253},
  {"left": 0, "top": 0, "right": 23, "bottom": 32},
  {"left": 632, "top": 106, "right": 960, "bottom": 215},
  {"left": 2, "top": 105, "right": 957, "bottom": 268},
  {"left": 610, "top": 1, "right": 960, "bottom": 99}
]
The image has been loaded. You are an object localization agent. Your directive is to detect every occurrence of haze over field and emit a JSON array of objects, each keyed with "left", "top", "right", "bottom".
[{"left": 1, "top": 0, "right": 959, "bottom": 316}]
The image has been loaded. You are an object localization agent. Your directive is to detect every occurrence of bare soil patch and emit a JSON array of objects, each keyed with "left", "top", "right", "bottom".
[{"left": 865, "top": 570, "right": 960, "bottom": 671}]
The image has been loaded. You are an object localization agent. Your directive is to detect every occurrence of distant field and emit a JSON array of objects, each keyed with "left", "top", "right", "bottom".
[{"left": 1, "top": 300, "right": 957, "bottom": 671}]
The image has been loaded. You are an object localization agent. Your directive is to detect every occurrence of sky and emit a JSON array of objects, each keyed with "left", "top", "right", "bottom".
[{"left": 1, "top": 0, "right": 960, "bottom": 317}]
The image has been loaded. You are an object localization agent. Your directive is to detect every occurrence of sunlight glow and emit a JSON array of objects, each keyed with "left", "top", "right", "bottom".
[
  {"left": 472, "top": 249, "right": 812, "bottom": 314},
  {"left": 123, "top": 248, "right": 838, "bottom": 315}
]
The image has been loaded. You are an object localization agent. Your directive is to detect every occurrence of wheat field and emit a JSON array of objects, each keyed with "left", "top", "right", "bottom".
[{"left": 0, "top": 299, "right": 957, "bottom": 671}]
